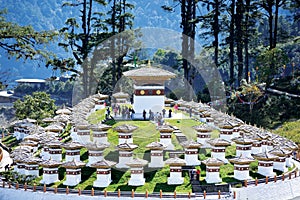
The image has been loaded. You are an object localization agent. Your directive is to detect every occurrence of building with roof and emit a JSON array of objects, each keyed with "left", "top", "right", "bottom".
[{"left": 123, "top": 61, "right": 176, "bottom": 114}]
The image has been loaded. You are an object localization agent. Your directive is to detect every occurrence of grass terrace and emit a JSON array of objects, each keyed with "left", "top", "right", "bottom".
[{"left": 1, "top": 108, "right": 298, "bottom": 193}]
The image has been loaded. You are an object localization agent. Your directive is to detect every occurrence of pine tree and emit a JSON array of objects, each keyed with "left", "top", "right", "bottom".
[
  {"left": 55, "top": 0, "right": 107, "bottom": 98},
  {"left": 0, "top": 9, "right": 57, "bottom": 61}
]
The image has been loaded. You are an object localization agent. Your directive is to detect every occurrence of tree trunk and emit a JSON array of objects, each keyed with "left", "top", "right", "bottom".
[
  {"left": 181, "top": 0, "right": 188, "bottom": 80},
  {"left": 213, "top": 0, "right": 220, "bottom": 68},
  {"left": 111, "top": 0, "right": 116, "bottom": 89},
  {"left": 229, "top": 0, "right": 235, "bottom": 85},
  {"left": 236, "top": 0, "right": 244, "bottom": 86},
  {"left": 273, "top": 0, "right": 280, "bottom": 48},
  {"left": 244, "top": 0, "right": 250, "bottom": 82},
  {"left": 268, "top": 2, "right": 274, "bottom": 49}
]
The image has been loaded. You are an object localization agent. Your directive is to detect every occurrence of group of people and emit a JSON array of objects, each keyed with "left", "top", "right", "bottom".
[
  {"left": 141, "top": 108, "right": 173, "bottom": 125},
  {"left": 106, "top": 103, "right": 179, "bottom": 122},
  {"left": 106, "top": 104, "right": 135, "bottom": 119}
]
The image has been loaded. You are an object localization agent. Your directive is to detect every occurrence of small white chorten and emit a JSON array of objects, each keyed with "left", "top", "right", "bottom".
[
  {"left": 40, "top": 159, "right": 62, "bottom": 185},
  {"left": 165, "top": 157, "right": 186, "bottom": 185},
  {"left": 146, "top": 141, "right": 166, "bottom": 168},
  {"left": 91, "top": 159, "right": 117, "bottom": 188},
  {"left": 229, "top": 155, "right": 255, "bottom": 181},
  {"left": 85, "top": 142, "right": 109, "bottom": 166},
  {"left": 158, "top": 125, "right": 175, "bottom": 150},
  {"left": 126, "top": 158, "right": 148, "bottom": 186},
  {"left": 114, "top": 124, "right": 138, "bottom": 145},
  {"left": 116, "top": 143, "right": 138, "bottom": 168},
  {"left": 202, "top": 158, "right": 224, "bottom": 184},
  {"left": 91, "top": 124, "right": 111, "bottom": 144},
  {"left": 62, "top": 159, "right": 86, "bottom": 186},
  {"left": 182, "top": 141, "right": 202, "bottom": 166}
]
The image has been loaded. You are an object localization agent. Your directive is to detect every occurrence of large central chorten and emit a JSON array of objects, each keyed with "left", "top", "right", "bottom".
[{"left": 123, "top": 61, "right": 176, "bottom": 114}]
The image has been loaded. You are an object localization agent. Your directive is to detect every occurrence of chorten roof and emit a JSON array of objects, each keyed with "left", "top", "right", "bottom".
[
  {"left": 218, "top": 120, "right": 234, "bottom": 129},
  {"left": 62, "top": 141, "right": 84, "bottom": 150},
  {"left": 126, "top": 158, "right": 148, "bottom": 167},
  {"left": 202, "top": 158, "right": 224, "bottom": 166},
  {"left": 114, "top": 124, "right": 138, "bottom": 133},
  {"left": 252, "top": 151, "right": 278, "bottom": 161},
  {"left": 85, "top": 142, "right": 109, "bottom": 151},
  {"left": 268, "top": 146, "right": 292, "bottom": 157},
  {"left": 165, "top": 97, "right": 174, "bottom": 103},
  {"left": 93, "top": 93, "right": 109, "bottom": 100},
  {"left": 207, "top": 138, "right": 231, "bottom": 147},
  {"left": 90, "top": 123, "right": 112, "bottom": 131},
  {"left": 56, "top": 106, "right": 72, "bottom": 115},
  {"left": 157, "top": 125, "right": 174, "bottom": 133},
  {"left": 123, "top": 62, "right": 176, "bottom": 81},
  {"left": 165, "top": 157, "right": 186, "bottom": 166},
  {"left": 47, "top": 141, "right": 63, "bottom": 148},
  {"left": 39, "top": 159, "right": 62, "bottom": 168},
  {"left": 193, "top": 124, "right": 213, "bottom": 133},
  {"left": 20, "top": 140, "right": 38, "bottom": 147},
  {"left": 23, "top": 156, "right": 42, "bottom": 165},
  {"left": 181, "top": 140, "right": 202, "bottom": 149},
  {"left": 91, "top": 159, "right": 117, "bottom": 169},
  {"left": 116, "top": 143, "right": 138, "bottom": 151},
  {"left": 146, "top": 141, "right": 166, "bottom": 150},
  {"left": 229, "top": 155, "right": 255, "bottom": 165},
  {"left": 76, "top": 122, "right": 90, "bottom": 130},
  {"left": 232, "top": 136, "right": 253, "bottom": 145},
  {"left": 62, "top": 159, "right": 86, "bottom": 169},
  {"left": 12, "top": 153, "right": 30, "bottom": 162},
  {"left": 112, "top": 91, "right": 129, "bottom": 98}
]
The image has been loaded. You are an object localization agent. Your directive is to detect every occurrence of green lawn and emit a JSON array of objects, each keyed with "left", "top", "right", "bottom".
[
  {"left": 75, "top": 119, "right": 192, "bottom": 193},
  {"left": 8, "top": 112, "right": 298, "bottom": 193},
  {"left": 164, "top": 118, "right": 201, "bottom": 140},
  {"left": 274, "top": 120, "right": 300, "bottom": 144},
  {"left": 88, "top": 108, "right": 106, "bottom": 124}
]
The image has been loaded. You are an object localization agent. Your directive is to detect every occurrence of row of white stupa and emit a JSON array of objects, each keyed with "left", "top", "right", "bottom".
[
  {"left": 68, "top": 120, "right": 297, "bottom": 184},
  {"left": 11, "top": 93, "right": 298, "bottom": 186}
]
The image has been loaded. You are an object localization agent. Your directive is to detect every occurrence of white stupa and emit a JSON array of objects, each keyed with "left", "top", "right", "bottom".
[
  {"left": 202, "top": 158, "right": 224, "bottom": 184},
  {"left": 91, "top": 123, "right": 111, "bottom": 144},
  {"left": 229, "top": 155, "right": 255, "bottom": 181},
  {"left": 114, "top": 124, "right": 138, "bottom": 145},
  {"left": 91, "top": 159, "right": 117, "bottom": 188},
  {"left": 146, "top": 141, "right": 166, "bottom": 168},
  {"left": 116, "top": 143, "right": 138, "bottom": 168},
  {"left": 165, "top": 157, "right": 186, "bottom": 185},
  {"left": 123, "top": 61, "right": 176, "bottom": 114},
  {"left": 85, "top": 142, "right": 109, "bottom": 166},
  {"left": 182, "top": 141, "right": 202, "bottom": 166},
  {"left": 126, "top": 158, "right": 148, "bottom": 186},
  {"left": 40, "top": 159, "right": 62, "bottom": 185},
  {"left": 62, "top": 159, "right": 86, "bottom": 186},
  {"left": 157, "top": 125, "right": 175, "bottom": 150},
  {"left": 252, "top": 151, "right": 278, "bottom": 177}
]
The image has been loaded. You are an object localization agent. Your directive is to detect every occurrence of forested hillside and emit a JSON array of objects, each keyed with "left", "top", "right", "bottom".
[{"left": 0, "top": 0, "right": 299, "bottom": 128}]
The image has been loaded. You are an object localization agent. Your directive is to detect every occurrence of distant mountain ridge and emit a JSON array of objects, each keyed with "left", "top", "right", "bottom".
[{"left": 0, "top": 0, "right": 183, "bottom": 85}]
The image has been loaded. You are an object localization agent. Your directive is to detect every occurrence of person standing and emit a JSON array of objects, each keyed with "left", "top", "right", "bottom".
[
  {"left": 174, "top": 104, "right": 178, "bottom": 113},
  {"left": 143, "top": 110, "right": 147, "bottom": 120},
  {"left": 168, "top": 109, "right": 172, "bottom": 118},
  {"left": 106, "top": 107, "right": 111, "bottom": 119},
  {"left": 196, "top": 169, "right": 200, "bottom": 181},
  {"left": 162, "top": 108, "right": 166, "bottom": 118}
]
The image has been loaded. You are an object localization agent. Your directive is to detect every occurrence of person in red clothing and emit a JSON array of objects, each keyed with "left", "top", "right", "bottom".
[
  {"left": 196, "top": 169, "right": 201, "bottom": 181},
  {"left": 174, "top": 104, "right": 178, "bottom": 113}
]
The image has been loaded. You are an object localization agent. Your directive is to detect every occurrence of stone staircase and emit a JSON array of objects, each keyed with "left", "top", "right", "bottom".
[{"left": 172, "top": 126, "right": 188, "bottom": 144}]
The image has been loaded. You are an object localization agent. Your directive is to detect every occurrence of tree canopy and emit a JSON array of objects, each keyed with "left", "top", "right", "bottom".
[
  {"left": 14, "top": 92, "right": 57, "bottom": 122},
  {"left": 0, "top": 9, "right": 58, "bottom": 61}
]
